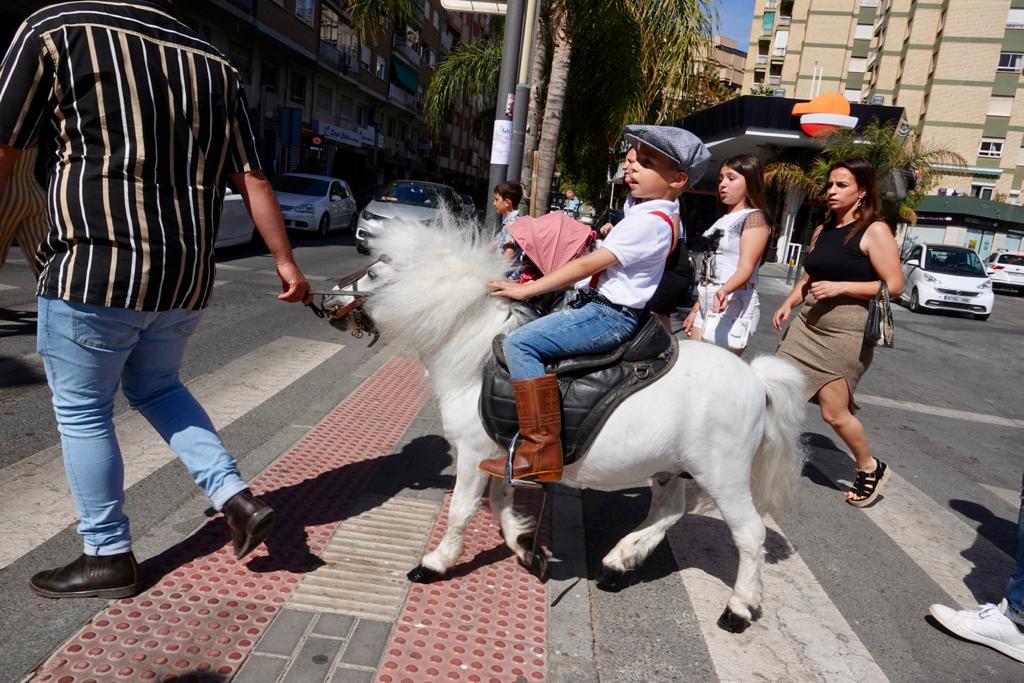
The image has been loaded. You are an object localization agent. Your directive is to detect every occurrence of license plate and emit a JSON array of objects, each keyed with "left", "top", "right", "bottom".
[{"left": 942, "top": 295, "right": 970, "bottom": 304}]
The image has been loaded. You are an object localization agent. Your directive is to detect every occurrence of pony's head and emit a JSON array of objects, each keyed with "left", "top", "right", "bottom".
[{"left": 353, "top": 209, "right": 509, "bottom": 364}]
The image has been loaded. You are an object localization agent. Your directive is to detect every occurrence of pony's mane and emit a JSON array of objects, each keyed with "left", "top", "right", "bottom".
[{"left": 368, "top": 209, "right": 512, "bottom": 380}]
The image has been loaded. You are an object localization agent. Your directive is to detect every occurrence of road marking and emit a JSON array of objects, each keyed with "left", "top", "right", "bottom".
[
  {"left": 214, "top": 263, "right": 252, "bottom": 271},
  {"left": 213, "top": 280, "right": 228, "bottom": 287},
  {"left": 0, "top": 283, "right": 19, "bottom": 291},
  {"left": 980, "top": 483, "right": 1021, "bottom": 509},
  {"left": 860, "top": 470, "right": 1016, "bottom": 609},
  {"left": 669, "top": 509, "right": 887, "bottom": 682},
  {"left": 857, "top": 395, "right": 1024, "bottom": 430},
  {"left": 0, "top": 335, "right": 344, "bottom": 569}
]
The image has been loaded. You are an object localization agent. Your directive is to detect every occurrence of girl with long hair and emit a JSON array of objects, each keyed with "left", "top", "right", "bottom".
[
  {"left": 772, "top": 157, "right": 903, "bottom": 507},
  {"left": 684, "top": 154, "right": 772, "bottom": 355}
]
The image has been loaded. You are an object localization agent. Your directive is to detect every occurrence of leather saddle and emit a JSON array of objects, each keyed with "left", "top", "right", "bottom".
[{"left": 479, "top": 312, "right": 678, "bottom": 465}]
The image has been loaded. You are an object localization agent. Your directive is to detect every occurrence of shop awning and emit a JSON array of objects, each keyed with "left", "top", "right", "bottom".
[{"left": 391, "top": 58, "right": 418, "bottom": 94}]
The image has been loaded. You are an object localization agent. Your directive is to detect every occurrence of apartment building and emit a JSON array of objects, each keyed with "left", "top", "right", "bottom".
[
  {"left": 1, "top": 1, "right": 492, "bottom": 201},
  {"left": 713, "top": 36, "right": 747, "bottom": 92},
  {"left": 743, "top": 0, "right": 1024, "bottom": 256}
]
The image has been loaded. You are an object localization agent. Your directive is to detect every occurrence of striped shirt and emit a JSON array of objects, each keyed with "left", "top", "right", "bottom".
[{"left": 0, "top": 0, "right": 261, "bottom": 310}]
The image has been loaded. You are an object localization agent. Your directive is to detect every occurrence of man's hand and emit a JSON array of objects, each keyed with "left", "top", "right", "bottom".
[
  {"left": 599, "top": 222, "right": 614, "bottom": 237},
  {"left": 276, "top": 259, "right": 311, "bottom": 303}
]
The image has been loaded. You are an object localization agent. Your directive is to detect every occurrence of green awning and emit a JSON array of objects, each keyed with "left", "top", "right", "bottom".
[{"left": 391, "top": 58, "right": 418, "bottom": 94}]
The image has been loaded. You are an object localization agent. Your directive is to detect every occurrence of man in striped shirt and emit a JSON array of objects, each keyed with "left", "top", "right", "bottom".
[{"left": 0, "top": 0, "right": 311, "bottom": 598}]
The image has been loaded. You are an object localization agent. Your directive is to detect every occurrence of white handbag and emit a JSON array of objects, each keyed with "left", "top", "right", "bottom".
[{"left": 699, "top": 287, "right": 754, "bottom": 350}]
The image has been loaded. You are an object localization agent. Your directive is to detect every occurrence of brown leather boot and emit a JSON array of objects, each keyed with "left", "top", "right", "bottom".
[
  {"left": 222, "top": 489, "right": 276, "bottom": 560},
  {"left": 30, "top": 552, "right": 140, "bottom": 599},
  {"left": 480, "top": 373, "right": 563, "bottom": 482}
]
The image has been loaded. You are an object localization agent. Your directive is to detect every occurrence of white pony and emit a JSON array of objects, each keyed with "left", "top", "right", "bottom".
[{"left": 333, "top": 213, "right": 806, "bottom": 632}]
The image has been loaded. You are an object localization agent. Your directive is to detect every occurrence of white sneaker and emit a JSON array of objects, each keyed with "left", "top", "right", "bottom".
[{"left": 929, "top": 600, "right": 1024, "bottom": 664}]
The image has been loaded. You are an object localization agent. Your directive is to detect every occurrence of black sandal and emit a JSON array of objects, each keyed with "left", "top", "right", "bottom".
[{"left": 846, "top": 459, "right": 891, "bottom": 508}]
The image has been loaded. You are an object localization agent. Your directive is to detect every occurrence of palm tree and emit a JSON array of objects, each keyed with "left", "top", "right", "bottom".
[
  {"left": 346, "top": 0, "right": 417, "bottom": 40},
  {"left": 422, "top": 37, "right": 503, "bottom": 137}
]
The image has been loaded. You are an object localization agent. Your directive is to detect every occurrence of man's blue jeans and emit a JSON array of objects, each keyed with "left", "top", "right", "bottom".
[
  {"left": 502, "top": 299, "right": 640, "bottom": 380},
  {"left": 1007, "top": 472, "right": 1024, "bottom": 625},
  {"left": 36, "top": 297, "right": 248, "bottom": 556}
]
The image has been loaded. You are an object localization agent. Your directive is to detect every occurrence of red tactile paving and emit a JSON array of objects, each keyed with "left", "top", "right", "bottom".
[
  {"left": 33, "top": 357, "right": 430, "bottom": 682},
  {"left": 376, "top": 492, "right": 549, "bottom": 683}
]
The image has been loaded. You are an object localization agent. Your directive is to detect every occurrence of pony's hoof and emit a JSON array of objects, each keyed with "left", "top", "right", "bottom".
[
  {"left": 595, "top": 567, "right": 627, "bottom": 592},
  {"left": 407, "top": 565, "right": 442, "bottom": 583},
  {"left": 717, "top": 607, "right": 751, "bottom": 633}
]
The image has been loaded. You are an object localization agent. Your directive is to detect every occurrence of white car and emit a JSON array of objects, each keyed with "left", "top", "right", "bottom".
[
  {"left": 356, "top": 180, "right": 463, "bottom": 254},
  {"left": 985, "top": 250, "right": 1024, "bottom": 294},
  {"left": 901, "top": 243, "right": 994, "bottom": 321},
  {"left": 272, "top": 173, "right": 358, "bottom": 236},
  {"left": 215, "top": 187, "right": 256, "bottom": 248}
]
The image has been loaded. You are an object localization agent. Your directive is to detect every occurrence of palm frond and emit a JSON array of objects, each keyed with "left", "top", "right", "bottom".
[
  {"left": 422, "top": 38, "right": 503, "bottom": 138},
  {"left": 765, "top": 162, "right": 819, "bottom": 195},
  {"left": 346, "top": 0, "right": 417, "bottom": 41}
]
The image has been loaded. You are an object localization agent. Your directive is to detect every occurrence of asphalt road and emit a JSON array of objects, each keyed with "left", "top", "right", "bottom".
[{"left": 1, "top": 228, "right": 1023, "bottom": 681}]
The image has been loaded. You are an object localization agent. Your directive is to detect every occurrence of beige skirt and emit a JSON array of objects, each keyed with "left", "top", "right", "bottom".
[{"left": 776, "top": 294, "right": 873, "bottom": 412}]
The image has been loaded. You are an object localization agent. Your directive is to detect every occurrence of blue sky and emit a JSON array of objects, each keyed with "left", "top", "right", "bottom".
[{"left": 715, "top": 0, "right": 756, "bottom": 52}]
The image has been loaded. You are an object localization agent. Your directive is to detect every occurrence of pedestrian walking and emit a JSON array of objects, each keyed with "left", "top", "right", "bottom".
[
  {"left": 0, "top": 145, "right": 47, "bottom": 276},
  {"left": 683, "top": 154, "right": 771, "bottom": 354},
  {"left": 772, "top": 158, "right": 902, "bottom": 507},
  {"left": 0, "top": 0, "right": 311, "bottom": 599},
  {"left": 491, "top": 181, "right": 525, "bottom": 279}
]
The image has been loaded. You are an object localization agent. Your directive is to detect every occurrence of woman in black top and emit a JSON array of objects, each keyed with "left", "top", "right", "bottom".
[{"left": 772, "top": 158, "right": 903, "bottom": 508}]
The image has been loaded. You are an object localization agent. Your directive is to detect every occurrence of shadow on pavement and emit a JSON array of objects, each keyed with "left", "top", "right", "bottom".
[{"left": 0, "top": 307, "right": 37, "bottom": 338}]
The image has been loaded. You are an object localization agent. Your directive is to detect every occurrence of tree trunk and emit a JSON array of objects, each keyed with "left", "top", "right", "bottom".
[
  {"left": 532, "top": 7, "right": 570, "bottom": 217},
  {"left": 519, "top": 5, "right": 549, "bottom": 198}
]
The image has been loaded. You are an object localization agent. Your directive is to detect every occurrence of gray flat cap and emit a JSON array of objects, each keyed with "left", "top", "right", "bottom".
[{"left": 624, "top": 124, "right": 711, "bottom": 186}]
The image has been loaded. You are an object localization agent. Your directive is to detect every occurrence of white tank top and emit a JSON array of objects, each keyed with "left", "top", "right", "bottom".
[{"left": 700, "top": 208, "right": 758, "bottom": 287}]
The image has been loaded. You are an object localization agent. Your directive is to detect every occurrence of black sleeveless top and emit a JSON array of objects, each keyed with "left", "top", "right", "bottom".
[{"left": 803, "top": 222, "right": 876, "bottom": 282}]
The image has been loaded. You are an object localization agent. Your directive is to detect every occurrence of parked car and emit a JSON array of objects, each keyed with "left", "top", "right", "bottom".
[
  {"left": 460, "top": 193, "right": 477, "bottom": 220},
  {"left": 985, "top": 250, "right": 1024, "bottom": 294},
  {"left": 215, "top": 186, "right": 256, "bottom": 248},
  {"left": 901, "top": 243, "right": 994, "bottom": 320},
  {"left": 355, "top": 180, "right": 463, "bottom": 254},
  {"left": 271, "top": 173, "right": 357, "bottom": 236}
]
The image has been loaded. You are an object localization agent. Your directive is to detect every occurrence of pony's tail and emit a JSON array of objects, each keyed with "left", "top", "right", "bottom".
[{"left": 748, "top": 356, "right": 807, "bottom": 518}]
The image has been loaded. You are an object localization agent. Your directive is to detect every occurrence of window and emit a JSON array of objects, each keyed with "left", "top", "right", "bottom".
[
  {"left": 848, "top": 58, "right": 867, "bottom": 73},
  {"left": 338, "top": 95, "right": 354, "bottom": 120},
  {"left": 289, "top": 72, "right": 307, "bottom": 105},
  {"left": 375, "top": 56, "right": 386, "bottom": 79},
  {"left": 1010, "top": 190, "right": 1021, "bottom": 205},
  {"left": 355, "top": 104, "right": 366, "bottom": 127},
  {"left": 844, "top": 89, "right": 861, "bottom": 102},
  {"left": 978, "top": 138, "right": 1004, "bottom": 158},
  {"left": 261, "top": 62, "right": 279, "bottom": 94},
  {"left": 1008, "top": 8, "right": 1024, "bottom": 29},
  {"left": 295, "top": 0, "right": 315, "bottom": 27},
  {"left": 227, "top": 42, "right": 252, "bottom": 85},
  {"left": 988, "top": 96, "right": 1014, "bottom": 117},
  {"left": 855, "top": 24, "right": 873, "bottom": 40},
  {"left": 316, "top": 84, "right": 332, "bottom": 113},
  {"left": 971, "top": 183, "right": 995, "bottom": 200},
  {"left": 762, "top": 11, "right": 775, "bottom": 32},
  {"left": 998, "top": 52, "right": 1024, "bottom": 72}
]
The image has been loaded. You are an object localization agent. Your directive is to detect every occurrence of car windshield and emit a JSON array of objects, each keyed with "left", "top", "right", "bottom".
[
  {"left": 376, "top": 182, "right": 438, "bottom": 207},
  {"left": 924, "top": 248, "right": 986, "bottom": 277},
  {"left": 996, "top": 253, "right": 1024, "bottom": 266},
  {"left": 272, "top": 176, "right": 329, "bottom": 196}
]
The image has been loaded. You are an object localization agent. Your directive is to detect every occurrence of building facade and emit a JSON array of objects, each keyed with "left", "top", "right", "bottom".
[
  {"left": 2, "top": 0, "right": 493, "bottom": 204},
  {"left": 743, "top": 0, "right": 1024, "bottom": 257},
  {"left": 713, "top": 36, "right": 747, "bottom": 92}
]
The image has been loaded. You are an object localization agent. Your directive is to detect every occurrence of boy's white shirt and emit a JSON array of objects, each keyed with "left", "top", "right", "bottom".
[{"left": 586, "top": 197, "right": 677, "bottom": 309}]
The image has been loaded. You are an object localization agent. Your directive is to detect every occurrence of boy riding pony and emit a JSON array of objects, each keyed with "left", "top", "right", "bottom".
[{"left": 481, "top": 125, "right": 710, "bottom": 483}]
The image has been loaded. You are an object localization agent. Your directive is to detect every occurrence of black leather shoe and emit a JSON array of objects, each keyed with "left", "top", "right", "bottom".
[
  {"left": 222, "top": 489, "right": 275, "bottom": 560},
  {"left": 30, "top": 552, "right": 140, "bottom": 599}
]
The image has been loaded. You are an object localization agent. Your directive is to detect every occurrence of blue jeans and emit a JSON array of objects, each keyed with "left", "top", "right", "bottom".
[
  {"left": 502, "top": 300, "right": 640, "bottom": 380},
  {"left": 36, "top": 297, "right": 248, "bottom": 556},
  {"left": 1007, "top": 472, "right": 1024, "bottom": 624}
]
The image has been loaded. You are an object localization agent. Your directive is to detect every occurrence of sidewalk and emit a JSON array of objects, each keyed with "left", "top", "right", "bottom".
[{"left": 28, "top": 353, "right": 556, "bottom": 683}]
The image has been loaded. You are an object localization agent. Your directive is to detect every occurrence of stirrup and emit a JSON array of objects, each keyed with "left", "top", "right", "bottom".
[{"left": 504, "top": 433, "right": 544, "bottom": 489}]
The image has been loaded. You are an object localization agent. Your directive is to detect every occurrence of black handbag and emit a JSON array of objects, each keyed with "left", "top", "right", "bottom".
[{"left": 865, "top": 282, "right": 894, "bottom": 348}]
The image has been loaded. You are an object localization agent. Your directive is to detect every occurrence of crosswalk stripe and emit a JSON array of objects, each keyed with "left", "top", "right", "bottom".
[
  {"left": 0, "top": 335, "right": 344, "bottom": 569},
  {"left": 860, "top": 471, "right": 1016, "bottom": 609},
  {"left": 0, "top": 283, "right": 18, "bottom": 291},
  {"left": 857, "top": 395, "right": 1024, "bottom": 430},
  {"left": 980, "top": 483, "right": 1021, "bottom": 509},
  {"left": 214, "top": 263, "right": 252, "bottom": 271},
  {"left": 668, "top": 509, "right": 887, "bottom": 682}
]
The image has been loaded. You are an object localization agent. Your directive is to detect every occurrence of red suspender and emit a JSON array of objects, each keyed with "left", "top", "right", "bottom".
[{"left": 589, "top": 210, "right": 678, "bottom": 290}]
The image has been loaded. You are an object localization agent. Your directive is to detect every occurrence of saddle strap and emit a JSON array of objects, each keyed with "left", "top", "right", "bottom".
[{"left": 589, "top": 210, "right": 678, "bottom": 290}]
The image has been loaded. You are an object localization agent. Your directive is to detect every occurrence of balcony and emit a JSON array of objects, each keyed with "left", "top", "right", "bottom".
[
  {"left": 779, "top": 16, "right": 791, "bottom": 26},
  {"left": 760, "top": 27, "right": 773, "bottom": 37},
  {"left": 388, "top": 83, "right": 417, "bottom": 110},
  {"left": 765, "top": 0, "right": 777, "bottom": 7},
  {"left": 756, "top": 55, "right": 768, "bottom": 65},
  {"left": 318, "top": 41, "right": 354, "bottom": 73},
  {"left": 393, "top": 36, "right": 421, "bottom": 65},
  {"left": 772, "top": 47, "right": 786, "bottom": 57},
  {"left": 768, "top": 75, "right": 782, "bottom": 85}
]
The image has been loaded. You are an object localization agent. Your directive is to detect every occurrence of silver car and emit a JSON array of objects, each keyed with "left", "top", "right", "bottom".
[
  {"left": 272, "top": 173, "right": 358, "bottom": 236},
  {"left": 356, "top": 180, "right": 464, "bottom": 254}
]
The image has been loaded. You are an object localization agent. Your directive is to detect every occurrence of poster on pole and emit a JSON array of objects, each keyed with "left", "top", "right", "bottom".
[{"left": 491, "top": 119, "right": 513, "bottom": 166}]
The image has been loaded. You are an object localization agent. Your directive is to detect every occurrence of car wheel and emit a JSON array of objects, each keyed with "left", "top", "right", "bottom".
[
  {"left": 974, "top": 312, "right": 990, "bottom": 321},
  {"left": 317, "top": 214, "right": 330, "bottom": 237},
  {"left": 909, "top": 288, "right": 920, "bottom": 312}
]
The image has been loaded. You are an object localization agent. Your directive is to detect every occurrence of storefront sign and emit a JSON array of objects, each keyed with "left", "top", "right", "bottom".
[
  {"left": 358, "top": 125, "right": 376, "bottom": 146},
  {"left": 318, "top": 121, "right": 363, "bottom": 148}
]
